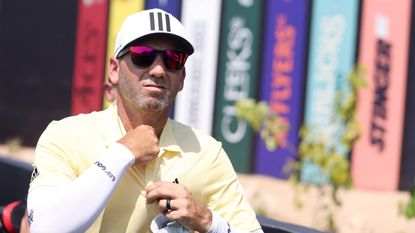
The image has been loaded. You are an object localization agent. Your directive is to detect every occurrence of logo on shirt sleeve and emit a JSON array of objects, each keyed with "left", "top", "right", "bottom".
[
  {"left": 30, "top": 166, "right": 39, "bottom": 183},
  {"left": 28, "top": 209, "right": 34, "bottom": 225}
]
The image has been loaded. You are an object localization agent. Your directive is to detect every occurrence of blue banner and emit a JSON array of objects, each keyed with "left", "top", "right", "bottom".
[
  {"left": 301, "top": 0, "right": 360, "bottom": 184},
  {"left": 254, "top": 0, "right": 311, "bottom": 178},
  {"left": 145, "top": 0, "right": 182, "bottom": 17}
]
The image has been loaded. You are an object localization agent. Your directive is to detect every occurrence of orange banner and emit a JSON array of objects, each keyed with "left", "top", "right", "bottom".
[{"left": 352, "top": 0, "right": 413, "bottom": 190}]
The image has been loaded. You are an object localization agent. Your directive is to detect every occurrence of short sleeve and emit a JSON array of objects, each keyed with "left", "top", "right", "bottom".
[
  {"left": 202, "top": 146, "right": 261, "bottom": 231},
  {"left": 29, "top": 121, "right": 78, "bottom": 191}
]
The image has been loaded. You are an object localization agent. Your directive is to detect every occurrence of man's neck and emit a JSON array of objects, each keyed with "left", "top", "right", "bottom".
[{"left": 117, "top": 101, "right": 169, "bottom": 138}]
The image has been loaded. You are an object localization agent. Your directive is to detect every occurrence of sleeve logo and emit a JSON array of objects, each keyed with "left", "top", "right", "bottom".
[{"left": 30, "top": 166, "right": 39, "bottom": 183}]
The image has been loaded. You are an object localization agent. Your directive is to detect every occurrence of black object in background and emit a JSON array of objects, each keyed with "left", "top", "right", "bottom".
[
  {"left": 257, "top": 216, "right": 325, "bottom": 233},
  {"left": 0, "top": 0, "right": 78, "bottom": 146},
  {"left": 0, "top": 199, "right": 26, "bottom": 233},
  {"left": 0, "top": 156, "right": 30, "bottom": 232},
  {"left": 399, "top": 1, "right": 415, "bottom": 191},
  {"left": 0, "top": 156, "right": 31, "bottom": 206}
]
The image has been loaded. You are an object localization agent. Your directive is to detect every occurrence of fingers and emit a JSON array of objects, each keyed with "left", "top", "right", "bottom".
[
  {"left": 146, "top": 181, "right": 212, "bottom": 232},
  {"left": 146, "top": 181, "right": 189, "bottom": 213},
  {"left": 117, "top": 125, "right": 160, "bottom": 165},
  {"left": 166, "top": 198, "right": 172, "bottom": 210},
  {"left": 156, "top": 197, "right": 190, "bottom": 220},
  {"left": 147, "top": 182, "right": 182, "bottom": 216},
  {"left": 146, "top": 181, "right": 184, "bottom": 204},
  {"left": 159, "top": 198, "right": 176, "bottom": 212}
]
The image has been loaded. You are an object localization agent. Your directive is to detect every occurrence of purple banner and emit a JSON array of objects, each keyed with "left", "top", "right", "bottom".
[
  {"left": 145, "top": 0, "right": 182, "bottom": 17},
  {"left": 254, "top": 0, "right": 310, "bottom": 178}
]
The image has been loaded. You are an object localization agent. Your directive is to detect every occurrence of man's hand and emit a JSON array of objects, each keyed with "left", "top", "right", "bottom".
[
  {"left": 117, "top": 125, "right": 159, "bottom": 165},
  {"left": 146, "top": 181, "right": 212, "bottom": 232}
]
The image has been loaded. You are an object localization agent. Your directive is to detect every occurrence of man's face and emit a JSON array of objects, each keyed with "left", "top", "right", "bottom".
[{"left": 114, "top": 36, "right": 186, "bottom": 113}]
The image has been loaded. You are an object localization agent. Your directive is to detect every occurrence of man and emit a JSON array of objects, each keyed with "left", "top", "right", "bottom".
[
  {"left": 27, "top": 8, "right": 263, "bottom": 233},
  {"left": 103, "top": 79, "right": 117, "bottom": 102}
]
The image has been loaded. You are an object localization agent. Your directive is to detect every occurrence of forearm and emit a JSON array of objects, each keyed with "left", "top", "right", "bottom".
[
  {"left": 207, "top": 211, "right": 264, "bottom": 233},
  {"left": 27, "top": 143, "right": 134, "bottom": 233}
]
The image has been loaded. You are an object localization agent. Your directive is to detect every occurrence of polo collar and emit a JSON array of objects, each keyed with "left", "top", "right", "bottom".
[
  {"left": 108, "top": 102, "right": 182, "bottom": 155},
  {"left": 158, "top": 119, "right": 181, "bottom": 154}
]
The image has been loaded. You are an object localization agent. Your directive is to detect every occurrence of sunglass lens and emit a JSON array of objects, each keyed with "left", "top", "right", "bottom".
[
  {"left": 130, "top": 46, "right": 156, "bottom": 67},
  {"left": 164, "top": 50, "right": 188, "bottom": 70},
  {"left": 128, "top": 46, "right": 188, "bottom": 70}
]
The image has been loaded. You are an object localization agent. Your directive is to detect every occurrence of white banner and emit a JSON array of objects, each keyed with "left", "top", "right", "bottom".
[{"left": 174, "top": 0, "right": 222, "bottom": 134}]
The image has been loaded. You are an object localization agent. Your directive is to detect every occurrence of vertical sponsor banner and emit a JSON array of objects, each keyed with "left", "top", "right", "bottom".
[
  {"left": 174, "top": 0, "right": 222, "bottom": 134},
  {"left": 400, "top": 4, "right": 415, "bottom": 191},
  {"left": 352, "top": 0, "right": 412, "bottom": 191},
  {"left": 213, "top": 0, "right": 263, "bottom": 173},
  {"left": 301, "top": 0, "right": 360, "bottom": 184},
  {"left": 145, "top": 0, "right": 182, "bottom": 119},
  {"left": 102, "top": 0, "right": 144, "bottom": 108},
  {"left": 254, "top": 0, "right": 311, "bottom": 178},
  {"left": 145, "top": 0, "right": 181, "bottom": 16},
  {"left": 71, "top": 0, "right": 109, "bottom": 115}
]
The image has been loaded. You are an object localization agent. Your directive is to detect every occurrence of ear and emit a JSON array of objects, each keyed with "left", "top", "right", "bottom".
[
  {"left": 103, "top": 80, "right": 117, "bottom": 102},
  {"left": 178, "top": 67, "right": 186, "bottom": 91},
  {"left": 108, "top": 56, "right": 119, "bottom": 85}
]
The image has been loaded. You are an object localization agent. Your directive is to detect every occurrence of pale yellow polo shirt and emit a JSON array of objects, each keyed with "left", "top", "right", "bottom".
[{"left": 29, "top": 103, "right": 261, "bottom": 232}]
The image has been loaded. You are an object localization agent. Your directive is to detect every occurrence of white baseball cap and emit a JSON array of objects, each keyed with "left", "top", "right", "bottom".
[{"left": 114, "top": 8, "right": 194, "bottom": 58}]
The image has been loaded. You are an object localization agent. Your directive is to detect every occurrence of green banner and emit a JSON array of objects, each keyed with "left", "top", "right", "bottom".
[{"left": 213, "top": 0, "right": 263, "bottom": 173}]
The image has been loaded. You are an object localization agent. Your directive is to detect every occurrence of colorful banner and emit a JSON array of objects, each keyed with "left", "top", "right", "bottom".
[
  {"left": 352, "top": 0, "right": 412, "bottom": 191},
  {"left": 71, "top": 0, "right": 109, "bottom": 115},
  {"left": 254, "top": 0, "right": 311, "bottom": 178},
  {"left": 174, "top": 0, "right": 222, "bottom": 134},
  {"left": 301, "top": 0, "right": 360, "bottom": 184},
  {"left": 102, "top": 0, "right": 145, "bottom": 108},
  {"left": 145, "top": 0, "right": 182, "bottom": 16},
  {"left": 213, "top": 0, "right": 264, "bottom": 173}
]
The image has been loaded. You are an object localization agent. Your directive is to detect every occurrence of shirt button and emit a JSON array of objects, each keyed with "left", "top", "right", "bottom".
[{"left": 146, "top": 164, "right": 153, "bottom": 170}]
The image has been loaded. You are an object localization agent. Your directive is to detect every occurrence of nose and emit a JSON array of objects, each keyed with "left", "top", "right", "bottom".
[{"left": 148, "top": 55, "right": 166, "bottom": 78}]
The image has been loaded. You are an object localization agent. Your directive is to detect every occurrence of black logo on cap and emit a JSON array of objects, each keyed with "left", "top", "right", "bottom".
[{"left": 149, "top": 12, "right": 171, "bottom": 32}]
